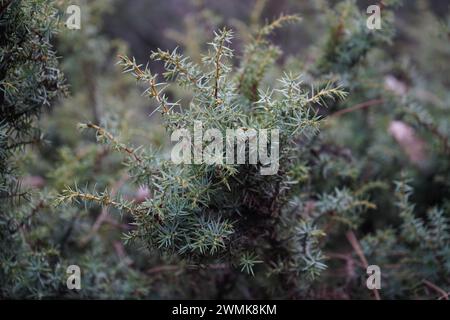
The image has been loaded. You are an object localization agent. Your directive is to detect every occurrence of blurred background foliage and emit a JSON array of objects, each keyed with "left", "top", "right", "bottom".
[{"left": 1, "top": 0, "right": 449, "bottom": 299}]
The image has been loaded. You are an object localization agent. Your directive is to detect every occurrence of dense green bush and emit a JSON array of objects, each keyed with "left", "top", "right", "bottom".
[
  {"left": 1, "top": 0, "right": 449, "bottom": 299},
  {"left": 0, "top": 0, "right": 66, "bottom": 298}
]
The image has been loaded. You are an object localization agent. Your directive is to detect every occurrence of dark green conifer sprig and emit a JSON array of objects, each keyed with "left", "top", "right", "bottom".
[{"left": 237, "top": 14, "right": 301, "bottom": 101}]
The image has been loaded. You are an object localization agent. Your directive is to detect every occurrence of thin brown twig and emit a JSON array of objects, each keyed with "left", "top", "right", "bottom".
[
  {"left": 327, "top": 252, "right": 364, "bottom": 268},
  {"left": 146, "top": 265, "right": 180, "bottom": 275},
  {"left": 213, "top": 33, "right": 226, "bottom": 102},
  {"left": 422, "top": 279, "right": 449, "bottom": 300},
  {"left": 113, "top": 240, "right": 133, "bottom": 266},
  {"left": 103, "top": 216, "right": 132, "bottom": 230},
  {"left": 346, "top": 230, "right": 381, "bottom": 300},
  {"left": 330, "top": 99, "right": 384, "bottom": 118}
]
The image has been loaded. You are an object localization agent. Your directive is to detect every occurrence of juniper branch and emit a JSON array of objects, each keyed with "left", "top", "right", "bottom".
[{"left": 79, "top": 122, "right": 143, "bottom": 163}]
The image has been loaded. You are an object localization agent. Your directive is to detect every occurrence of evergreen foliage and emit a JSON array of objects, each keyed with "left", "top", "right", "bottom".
[
  {"left": 58, "top": 24, "right": 348, "bottom": 288},
  {"left": 0, "top": 0, "right": 66, "bottom": 297},
  {"left": 1, "top": 0, "right": 449, "bottom": 299}
]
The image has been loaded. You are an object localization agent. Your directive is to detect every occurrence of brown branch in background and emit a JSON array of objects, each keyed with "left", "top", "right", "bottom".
[
  {"left": 330, "top": 99, "right": 384, "bottom": 118},
  {"left": 83, "top": 62, "right": 101, "bottom": 124},
  {"left": 103, "top": 216, "right": 131, "bottom": 230},
  {"left": 6, "top": 136, "right": 43, "bottom": 151},
  {"left": 346, "top": 231, "right": 368, "bottom": 266},
  {"left": 250, "top": 0, "right": 267, "bottom": 30},
  {"left": 113, "top": 240, "right": 133, "bottom": 266},
  {"left": 346, "top": 230, "right": 381, "bottom": 300},
  {"left": 146, "top": 265, "right": 180, "bottom": 275},
  {"left": 423, "top": 280, "right": 449, "bottom": 300},
  {"left": 327, "top": 252, "right": 364, "bottom": 269}
]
